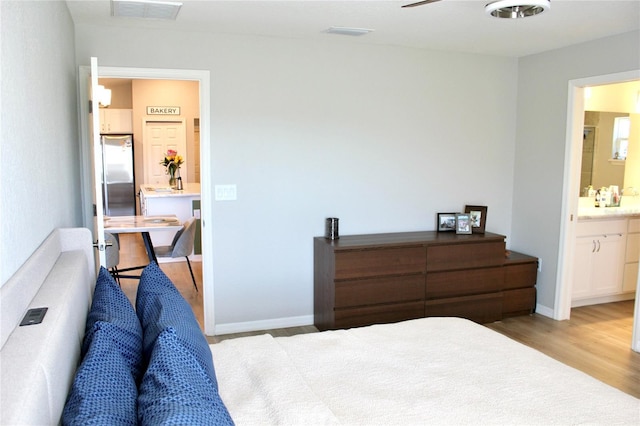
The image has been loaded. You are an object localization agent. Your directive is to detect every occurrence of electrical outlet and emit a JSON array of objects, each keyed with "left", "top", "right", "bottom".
[{"left": 537, "top": 258, "right": 542, "bottom": 272}]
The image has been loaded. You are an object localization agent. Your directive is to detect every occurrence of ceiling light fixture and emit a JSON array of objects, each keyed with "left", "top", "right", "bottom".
[
  {"left": 324, "top": 27, "right": 374, "bottom": 37},
  {"left": 485, "top": 0, "right": 550, "bottom": 19},
  {"left": 111, "top": 0, "right": 182, "bottom": 20}
]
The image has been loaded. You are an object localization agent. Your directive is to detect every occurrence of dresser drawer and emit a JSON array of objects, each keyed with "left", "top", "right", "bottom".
[
  {"left": 502, "top": 287, "right": 536, "bottom": 317},
  {"left": 426, "top": 241, "right": 505, "bottom": 272},
  {"left": 334, "top": 301, "right": 424, "bottom": 329},
  {"left": 426, "top": 267, "right": 503, "bottom": 299},
  {"left": 425, "top": 293, "right": 502, "bottom": 324},
  {"left": 335, "top": 274, "right": 424, "bottom": 308},
  {"left": 335, "top": 247, "right": 426, "bottom": 280},
  {"left": 503, "top": 262, "right": 537, "bottom": 290}
]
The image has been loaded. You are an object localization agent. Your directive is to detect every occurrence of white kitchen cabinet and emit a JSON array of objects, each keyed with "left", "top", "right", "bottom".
[
  {"left": 623, "top": 218, "right": 640, "bottom": 292},
  {"left": 100, "top": 109, "right": 133, "bottom": 134},
  {"left": 572, "top": 219, "right": 626, "bottom": 304}
]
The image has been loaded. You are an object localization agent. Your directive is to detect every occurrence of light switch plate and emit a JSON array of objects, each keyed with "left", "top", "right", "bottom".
[{"left": 215, "top": 184, "right": 237, "bottom": 201}]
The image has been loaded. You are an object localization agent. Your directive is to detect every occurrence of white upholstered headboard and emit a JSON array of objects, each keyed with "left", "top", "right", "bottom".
[{"left": 0, "top": 228, "right": 95, "bottom": 425}]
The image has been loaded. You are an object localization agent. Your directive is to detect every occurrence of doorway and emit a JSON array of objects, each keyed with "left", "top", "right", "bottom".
[
  {"left": 557, "top": 69, "right": 640, "bottom": 352},
  {"left": 78, "top": 65, "right": 215, "bottom": 335}
]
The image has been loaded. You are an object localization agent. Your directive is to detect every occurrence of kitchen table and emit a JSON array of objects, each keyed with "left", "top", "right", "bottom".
[{"left": 104, "top": 215, "right": 182, "bottom": 277}]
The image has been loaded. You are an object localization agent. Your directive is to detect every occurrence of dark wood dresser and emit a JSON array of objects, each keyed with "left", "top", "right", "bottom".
[{"left": 314, "top": 231, "right": 537, "bottom": 331}]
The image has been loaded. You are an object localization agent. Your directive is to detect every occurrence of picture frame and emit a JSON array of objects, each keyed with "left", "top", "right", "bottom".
[
  {"left": 455, "top": 213, "right": 472, "bottom": 234},
  {"left": 464, "top": 205, "right": 488, "bottom": 234},
  {"left": 437, "top": 213, "right": 457, "bottom": 232}
]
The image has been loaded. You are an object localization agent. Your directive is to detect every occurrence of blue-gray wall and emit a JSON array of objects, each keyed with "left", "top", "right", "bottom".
[
  {"left": 512, "top": 31, "right": 640, "bottom": 311},
  {"left": 1, "top": 1, "right": 81, "bottom": 284}
]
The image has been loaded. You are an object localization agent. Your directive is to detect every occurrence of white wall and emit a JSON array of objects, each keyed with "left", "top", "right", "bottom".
[
  {"left": 512, "top": 31, "right": 640, "bottom": 311},
  {"left": 74, "top": 25, "right": 518, "bottom": 327},
  {"left": 1, "top": 1, "right": 81, "bottom": 285}
]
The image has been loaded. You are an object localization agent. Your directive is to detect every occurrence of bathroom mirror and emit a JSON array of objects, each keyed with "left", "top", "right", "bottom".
[
  {"left": 579, "top": 79, "right": 640, "bottom": 197},
  {"left": 580, "top": 111, "right": 628, "bottom": 195}
]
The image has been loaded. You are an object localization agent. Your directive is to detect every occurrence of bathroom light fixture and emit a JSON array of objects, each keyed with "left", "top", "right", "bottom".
[
  {"left": 111, "top": 0, "right": 182, "bottom": 20},
  {"left": 485, "top": 0, "right": 550, "bottom": 18},
  {"left": 324, "top": 27, "right": 374, "bottom": 37}
]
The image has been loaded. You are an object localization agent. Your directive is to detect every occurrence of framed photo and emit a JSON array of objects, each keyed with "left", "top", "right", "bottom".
[
  {"left": 464, "top": 205, "right": 488, "bottom": 234},
  {"left": 437, "top": 213, "right": 457, "bottom": 232},
  {"left": 455, "top": 213, "right": 472, "bottom": 234}
]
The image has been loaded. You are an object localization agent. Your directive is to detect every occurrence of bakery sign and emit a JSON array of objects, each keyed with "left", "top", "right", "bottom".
[{"left": 146, "top": 106, "right": 181, "bottom": 115}]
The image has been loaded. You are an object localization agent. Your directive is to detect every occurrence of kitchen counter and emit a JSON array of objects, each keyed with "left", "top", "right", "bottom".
[
  {"left": 139, "top": 183, "right": 201, "bottom": 252},
  {"left": 140, "top": 183, "right": 200, "bottom": 198}
]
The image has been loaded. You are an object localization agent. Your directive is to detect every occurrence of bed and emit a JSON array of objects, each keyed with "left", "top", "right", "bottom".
[
  {"left": 212, "top": 318, "right": 640, "bottom": 424},
  {"left": 1, "top": 228, "right": 638, "bottom": 425}
]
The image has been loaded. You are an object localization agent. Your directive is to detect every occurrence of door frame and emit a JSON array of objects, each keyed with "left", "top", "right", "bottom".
[
  {"left": 78, "top": 65, "right": 215, "bottom": 335},
  {"left": 557, "top": 69, "right": 640, "bottom": 351}
]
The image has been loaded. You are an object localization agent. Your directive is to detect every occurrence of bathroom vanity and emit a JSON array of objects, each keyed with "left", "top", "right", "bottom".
[{"left": 572, "top": 197, "right": 640, "bottom": 307}]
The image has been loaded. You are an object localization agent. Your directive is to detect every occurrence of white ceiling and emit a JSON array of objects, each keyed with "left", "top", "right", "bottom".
[{"left": 66, "top": 0, "right": 640, "bottom": 57}]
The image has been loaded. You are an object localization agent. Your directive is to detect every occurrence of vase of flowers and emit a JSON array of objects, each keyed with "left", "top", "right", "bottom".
[{"left": 160, "top": 149, "right": 184, "bottom": 187}]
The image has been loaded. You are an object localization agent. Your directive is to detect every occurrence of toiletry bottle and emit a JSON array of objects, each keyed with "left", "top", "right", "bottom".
[{"left": 594, "top": 189, "right": 600, "bottom": 208}]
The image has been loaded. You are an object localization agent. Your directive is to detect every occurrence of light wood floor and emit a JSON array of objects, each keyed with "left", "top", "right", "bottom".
[
  {"left": 487, "top": 301, "right": 639, "bottom": 398},
  {"left": 117, "top": 234, "right": 639, "bottom": 398},
  {"left": 117, "top": 233, "right": 205, "bottom": 331}
]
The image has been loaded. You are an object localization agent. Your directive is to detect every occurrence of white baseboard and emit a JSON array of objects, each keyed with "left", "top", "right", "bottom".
[
  {"left": 156, "top": 254, "right": 202, "bottom": 264},
  {"left": 213, "top": 315, "right": 314, "bottom": 337},
  {"left": 535, "top": 304, "right": 555, "bottom": 319},
  {"left": 571, "top": 292, "right": 635, "bottom": 308}
]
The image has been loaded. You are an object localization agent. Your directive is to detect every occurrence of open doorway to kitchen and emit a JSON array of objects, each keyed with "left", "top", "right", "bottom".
[
  {"left": 557, "top": 70, "right": 640, "bottom": 352},
  {"left": 78, "top": 65, "right": 215, "bottom": 335}
]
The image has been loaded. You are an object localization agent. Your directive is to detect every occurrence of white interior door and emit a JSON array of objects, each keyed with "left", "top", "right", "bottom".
[
  {"left": 90, "top": 57, "right": 107, "bottom": 266},
  {"left": 143, "top": 119, "right": 187, "bottom": 186}
]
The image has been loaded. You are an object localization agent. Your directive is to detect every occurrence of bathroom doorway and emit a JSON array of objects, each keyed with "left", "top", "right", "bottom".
[{"left": 557, "top": 70, "right": 640, "bottom": 352}]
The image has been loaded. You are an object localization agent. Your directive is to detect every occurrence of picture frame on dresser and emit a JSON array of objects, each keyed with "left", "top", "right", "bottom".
[
  {"left": 437, "top": 213, "right": 457, "bottom": 232},
  {"left": 455, "top": 213, "right": 472, "bottom": 234},
  {"left": 464, "top": 205, "right": 487, "bottom": 234}
]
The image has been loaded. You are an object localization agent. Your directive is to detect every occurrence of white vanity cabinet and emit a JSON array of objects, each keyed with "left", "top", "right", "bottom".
[
  {"left": 100, "top": 109, "right": 133, "bottom": 134},
  {"left": 572, "top": 219, "right": 627, "bottom": 305},
  {"left": 623, "top": 218, "right": 640, "bottom": 292}
]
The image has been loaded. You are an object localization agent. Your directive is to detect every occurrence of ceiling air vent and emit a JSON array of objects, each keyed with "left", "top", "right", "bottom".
[
  {"left": 324, "top": 27, "right": 375, "bottom": 37},
  {"left": 111, "top": 0, "right": 183, "bottom": 20}
]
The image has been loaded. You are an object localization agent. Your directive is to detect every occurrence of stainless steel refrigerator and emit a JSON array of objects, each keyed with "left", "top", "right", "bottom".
[{"left": 101, "top": 134, "right": 135, "bottom": 216}]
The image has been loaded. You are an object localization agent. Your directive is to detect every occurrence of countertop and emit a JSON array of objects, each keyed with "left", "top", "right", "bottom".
[
  {"left": 577, "top": 196, "right": 640, "bottom": 220},
  {"left": 140, "top": 183, "right": 201, "bottom": 198}
]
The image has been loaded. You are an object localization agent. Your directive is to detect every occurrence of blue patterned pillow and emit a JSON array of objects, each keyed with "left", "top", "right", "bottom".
[
  {"left": 62, "top": 267, "right": 143, "bottom": 425},
  {"left": 138, "top": 328, "right": 234, "bottom": 425},
  {"left": 136, "top": 262, "right": 233, "bottom": 425}
]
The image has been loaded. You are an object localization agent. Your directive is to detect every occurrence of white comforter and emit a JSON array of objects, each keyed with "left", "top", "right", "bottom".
[{"left": 210, "top": 317, "right": 640, "bottom": 425}]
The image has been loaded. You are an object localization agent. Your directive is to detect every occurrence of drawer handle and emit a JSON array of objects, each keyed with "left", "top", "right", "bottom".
[
  {"left": 596, "top": 240, "right": 601, "bottom": 252},
  {"left": 592, "top": 240, "right": 596, "bottom": 253}
]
